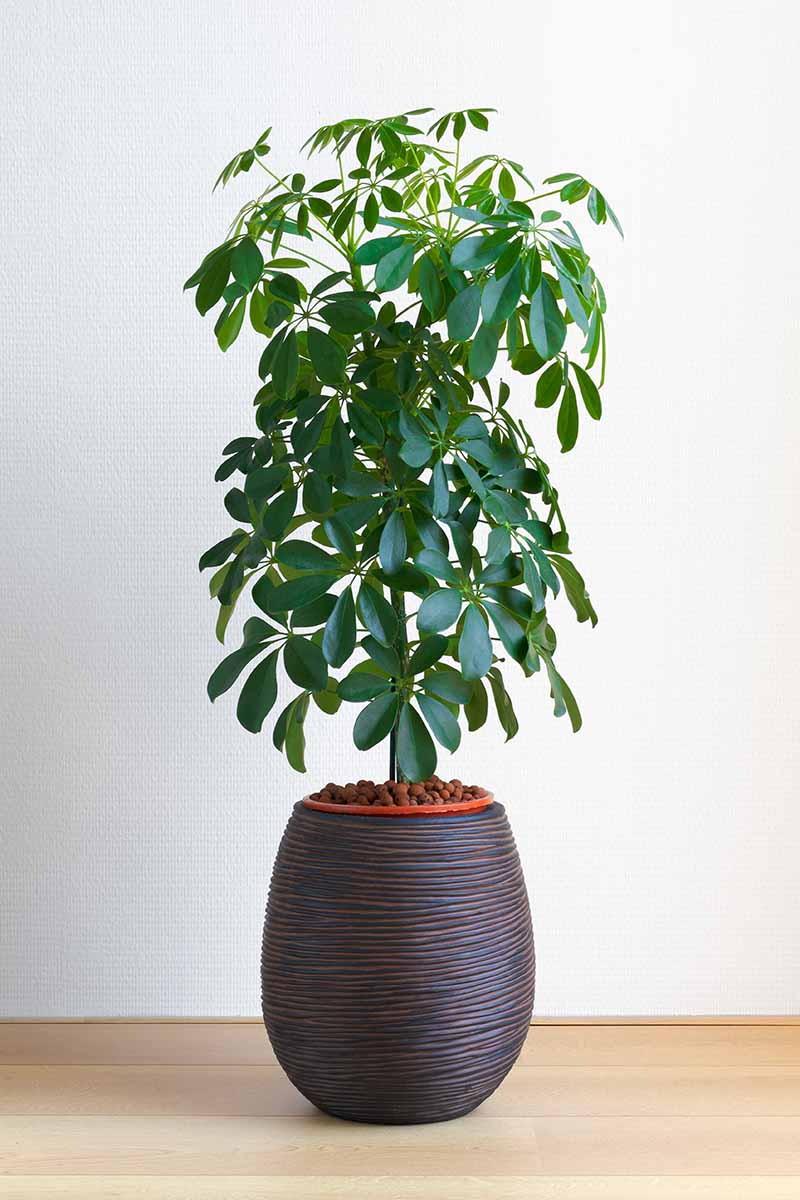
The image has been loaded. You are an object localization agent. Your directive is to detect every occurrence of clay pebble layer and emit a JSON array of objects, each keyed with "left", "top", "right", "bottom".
[{"left": 307, "top": 776, "right": 489, "bottom": 807}]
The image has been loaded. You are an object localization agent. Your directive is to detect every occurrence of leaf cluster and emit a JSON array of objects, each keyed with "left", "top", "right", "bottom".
[{"left": 187, "top": 108, "right": 619, "bottom": 779}]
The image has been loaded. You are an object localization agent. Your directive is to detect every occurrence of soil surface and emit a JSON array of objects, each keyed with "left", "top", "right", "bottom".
[{"left": 306, "top": 777, "right": 489, "bottom": 807}]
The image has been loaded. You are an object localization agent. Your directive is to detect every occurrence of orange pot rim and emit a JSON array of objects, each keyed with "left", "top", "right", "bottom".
[{"left": 302, "top": 792, "right": 494, "bottom": 817}]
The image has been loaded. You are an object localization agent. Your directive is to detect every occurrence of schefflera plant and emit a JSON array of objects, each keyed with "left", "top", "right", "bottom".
[{"left": 187, "top": 107, "right": 621, "bottom": 782}]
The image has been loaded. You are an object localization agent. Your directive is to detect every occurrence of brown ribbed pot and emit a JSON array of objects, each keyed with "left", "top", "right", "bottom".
[{"left": 261, "top": 798, "right": 535, "bottom": 1124}]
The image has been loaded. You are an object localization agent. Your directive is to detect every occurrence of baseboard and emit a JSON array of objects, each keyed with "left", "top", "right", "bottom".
[{"left": 3, "top": 1017, "right": 798, "bottom": 1067}]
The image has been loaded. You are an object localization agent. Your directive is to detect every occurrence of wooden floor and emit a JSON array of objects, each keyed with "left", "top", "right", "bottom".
[{"left": 1, "top": 1021, "right": 800, "bottom": 1198}]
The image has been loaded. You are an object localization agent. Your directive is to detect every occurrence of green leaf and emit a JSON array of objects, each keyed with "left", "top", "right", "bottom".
[
  {"left": 356, "top": 128, "right": 372, "bottom": 167},
  {"left": 272, "top": 329, "right": 298, "bottom": 398},
  {"left": 396, "top": 702, "right": 437, "bottom": 781},
  {"left": 529, "top": 278, "right": 566, "bottom": 359},
  {"left": 417, "top": 587, "right": 462, "bottom": 633},
  {"left": 498, "top": 166, "right": 516, "bottom": 199},
  {"left": 557, "top": 268, "right": 590, "bottom": 334},
  {"left": 323, "top": 515, "right": 357, "bottom": 561},
  {"left": 270, "top": 271, "right": 302, "bottom": 305},
  {"left": 196, "top": 257, "right": 230, "bottom": 315},
  {"left": 423, "top": 669, "right": 472, "bottom": 704},
  {"left": 236, "top": 650, "right": 279, "bottom": 733},
  {"left": 242, "top": 616, "right": 279, "bottom": 644},
  {"left": 458, "top": 604, "right": 493, "bottom": 680},
  {"left": 353, "top": 692, "right": 399, "bottom": 750},
  {"left": 572, "top": 362, "right": 602, "bottom": 419},
  {"left": 381, "top": 185, "right": 404, "bottom": 211},
  {"left": 244, "top": 462, "right": 287, "bottom": 505},
  {"left": 557, "top": 380, "right": 579, "bottom": 452},
  {"left": 451, "top": 237, "right": 498, "bottom": 271},
  {"left": 307, "top": 327, "right": 346, "bottom": 384},
  {"left": 550, "top": 555, "right": 598, "bottom": 626},
  {"left": 487, "top": 667, "right": 519, "bottom": 740},
  {"left": 349, "top": 402, "right": 385, "bottom": 447},
  {"left": 231, "top": 238, "right": 264, "bottom": 289},
  {"left": 207, "top": 642, "right": 265, "bottom": 702},
  {"left": 418, "top": 253, "right": 444, "bottom": 316},
  {"left": 560, "top": 177, "right": 590, "bottom": 202},
  {"left": 353, "top": 236, "right": 403, "bottom": 265},
  {"left": 260, "top": 488, "right": 297, "bottom": 540},
  {"left": 357, "top": 582, "right": 398, "bottom": 646},
  {"left": 216, "top": 298, "right": 246, "bottom": 351},
  {"left": 320, "top": 299, "right": 375, "bottom": 333},
  {"left": 292, "top": 592, "right": 337, "bottom": 628},
  {"left": 486, "top": 526, "right": 511, "bottom": 563},
  {"left": 446, "top": 284, "right": 481, "bottom": 342},
  {"left": 484, "top": 601, "right": 527, "bottom": 661},
  {"left": 284, "top": 636, "right": 328, "bottom": 692},
  {"left": 311, "top": 270, "right": 349, "bottom": 296},
  {"left": 415, "top": 548, "right": 458, "bottom": 584},
  {"left": 257, "top": 573, "right": 332, "bottom": 613},
  {"left": 362, "top": 635, "right": 401, "bottom": 676},
  {"left": 322, "top": 586, "right": 356, "bottom": 667},
  {"left": 285, "top": 694, "right": 309, "bottom": 772},
  {"left": 586, "top": 186, "right": 605, "bottom": 224},
  {"left": 199, "top": 530, "right": 248, "bottom": 571},
  {"left": 329, "top": 416, "right": 354, "bottom": 477},
  {"left": 399, "top": 425, "right": 432, "bottom": 468},
  {"left": 522, "top": 247, "right": 542, "bottom": 298},
  {"left": 535, "top": 360, "right": 563, "bottom": 409},
  {"left": 276, "top": 540, "right": 339, "bottom": 572},
  {"left": 363, "top": 192, "right": 379, "bottom": 230},
  {"left": 481, "top": 261, "right": 522, "bottom": 325},
  {"left": 379, "top": 510, "right": 407, "bottom": 575},
  {"left": 431, "top": 461, "right": 450, "bottom": 518},
  {"left": 465, "top": 677, "right": 488, "bottom": 731},
  {"left": 469, "top": 323, "right": 500, "bottom": 380},
  {"left": 375, "top": 242, "right": 414, "bottom": 292},
  {"left": 605, "top": 199, "right": 624, "bottom": 239},
  {"left": 338, "top": 671, "right": 391, "bottom": 702},
  {"left": 224, "top": 487, "right": 250, "bottom": 523},
  {"left": 528, "top": 543, "right": 560, "bottom": 596},
  {"left": 547, "top": 663, "right": 582, "bottom": 732},
  {"left": 313, "top": 681, "right": 341, "bottom": 714},
  {"left": 407, "top": 635, "right": 448, "bottom": 675},
  {"left": 417, "top": 693, "right": 461, "bottom": 753},
  {"left": 361, "top": 386, "right": 400, "bottom": 412},
  {"left": 512, "top": 344, "right": 545, "bottom": 375}
]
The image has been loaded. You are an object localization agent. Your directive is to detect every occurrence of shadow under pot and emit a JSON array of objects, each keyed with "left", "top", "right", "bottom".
[{"left": 261, "top": 795, "right": 535, "bottom": 1124}]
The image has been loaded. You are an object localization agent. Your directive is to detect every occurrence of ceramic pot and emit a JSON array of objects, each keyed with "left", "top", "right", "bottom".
[{"left": 261, "top": 797, "right": 534, "bottom": 1124}]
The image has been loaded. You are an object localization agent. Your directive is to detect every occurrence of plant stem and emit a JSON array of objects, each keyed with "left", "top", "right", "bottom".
[
  {"left": 388, "top": 725, "right": 397, "bottom": 783},
  {"left": 390, "top": 587, "right": 408, "bottom": 782}
]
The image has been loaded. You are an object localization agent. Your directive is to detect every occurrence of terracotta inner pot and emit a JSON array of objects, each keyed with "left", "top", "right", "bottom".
[{"left": 302, "top": 792, "right": 494, "bottom": 817}]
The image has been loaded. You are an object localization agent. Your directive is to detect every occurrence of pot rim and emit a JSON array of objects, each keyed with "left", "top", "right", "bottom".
[{"left": 301, "top": 792, "right": 494, "bottom": 817}]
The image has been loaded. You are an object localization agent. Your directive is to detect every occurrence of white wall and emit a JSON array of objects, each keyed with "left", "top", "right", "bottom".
[{"left": 2, "top": 0, "right": 799, "bottom": 1016}]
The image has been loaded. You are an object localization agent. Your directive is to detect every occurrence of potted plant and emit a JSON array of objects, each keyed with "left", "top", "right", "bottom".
[{"left": 186, "top": 107, "right": 620, "bottom": 1123}]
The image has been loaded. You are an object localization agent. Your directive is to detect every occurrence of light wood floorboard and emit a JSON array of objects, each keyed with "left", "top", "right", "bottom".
[
  {"left": 3, "top": 1178, "right": 800, "bottom": 1199},
  {"left": 1, "top": 1023, "right": 799, "bottom": 1197},
  {"left": 2, "top": 1063, "right": 800, "bottom": 1117}
]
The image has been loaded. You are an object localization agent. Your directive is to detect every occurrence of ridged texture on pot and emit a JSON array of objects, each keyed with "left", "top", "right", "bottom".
[{"left": 261, "top": 800, "right": 535, "bottom": 1124}]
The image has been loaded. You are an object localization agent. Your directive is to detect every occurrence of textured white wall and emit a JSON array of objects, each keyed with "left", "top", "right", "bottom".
[{"left": 2, "top": 0, "right": 799, "bottom": 1016}]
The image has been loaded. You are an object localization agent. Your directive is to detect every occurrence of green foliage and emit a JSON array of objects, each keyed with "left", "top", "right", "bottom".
[{"left": 189, "top": 107, "right": 620, "bottom": 780}]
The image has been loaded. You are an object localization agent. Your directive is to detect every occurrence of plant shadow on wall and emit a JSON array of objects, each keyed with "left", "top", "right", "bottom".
[{"left": 186, "top": 107, "right": 622, "bottom": 785}]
